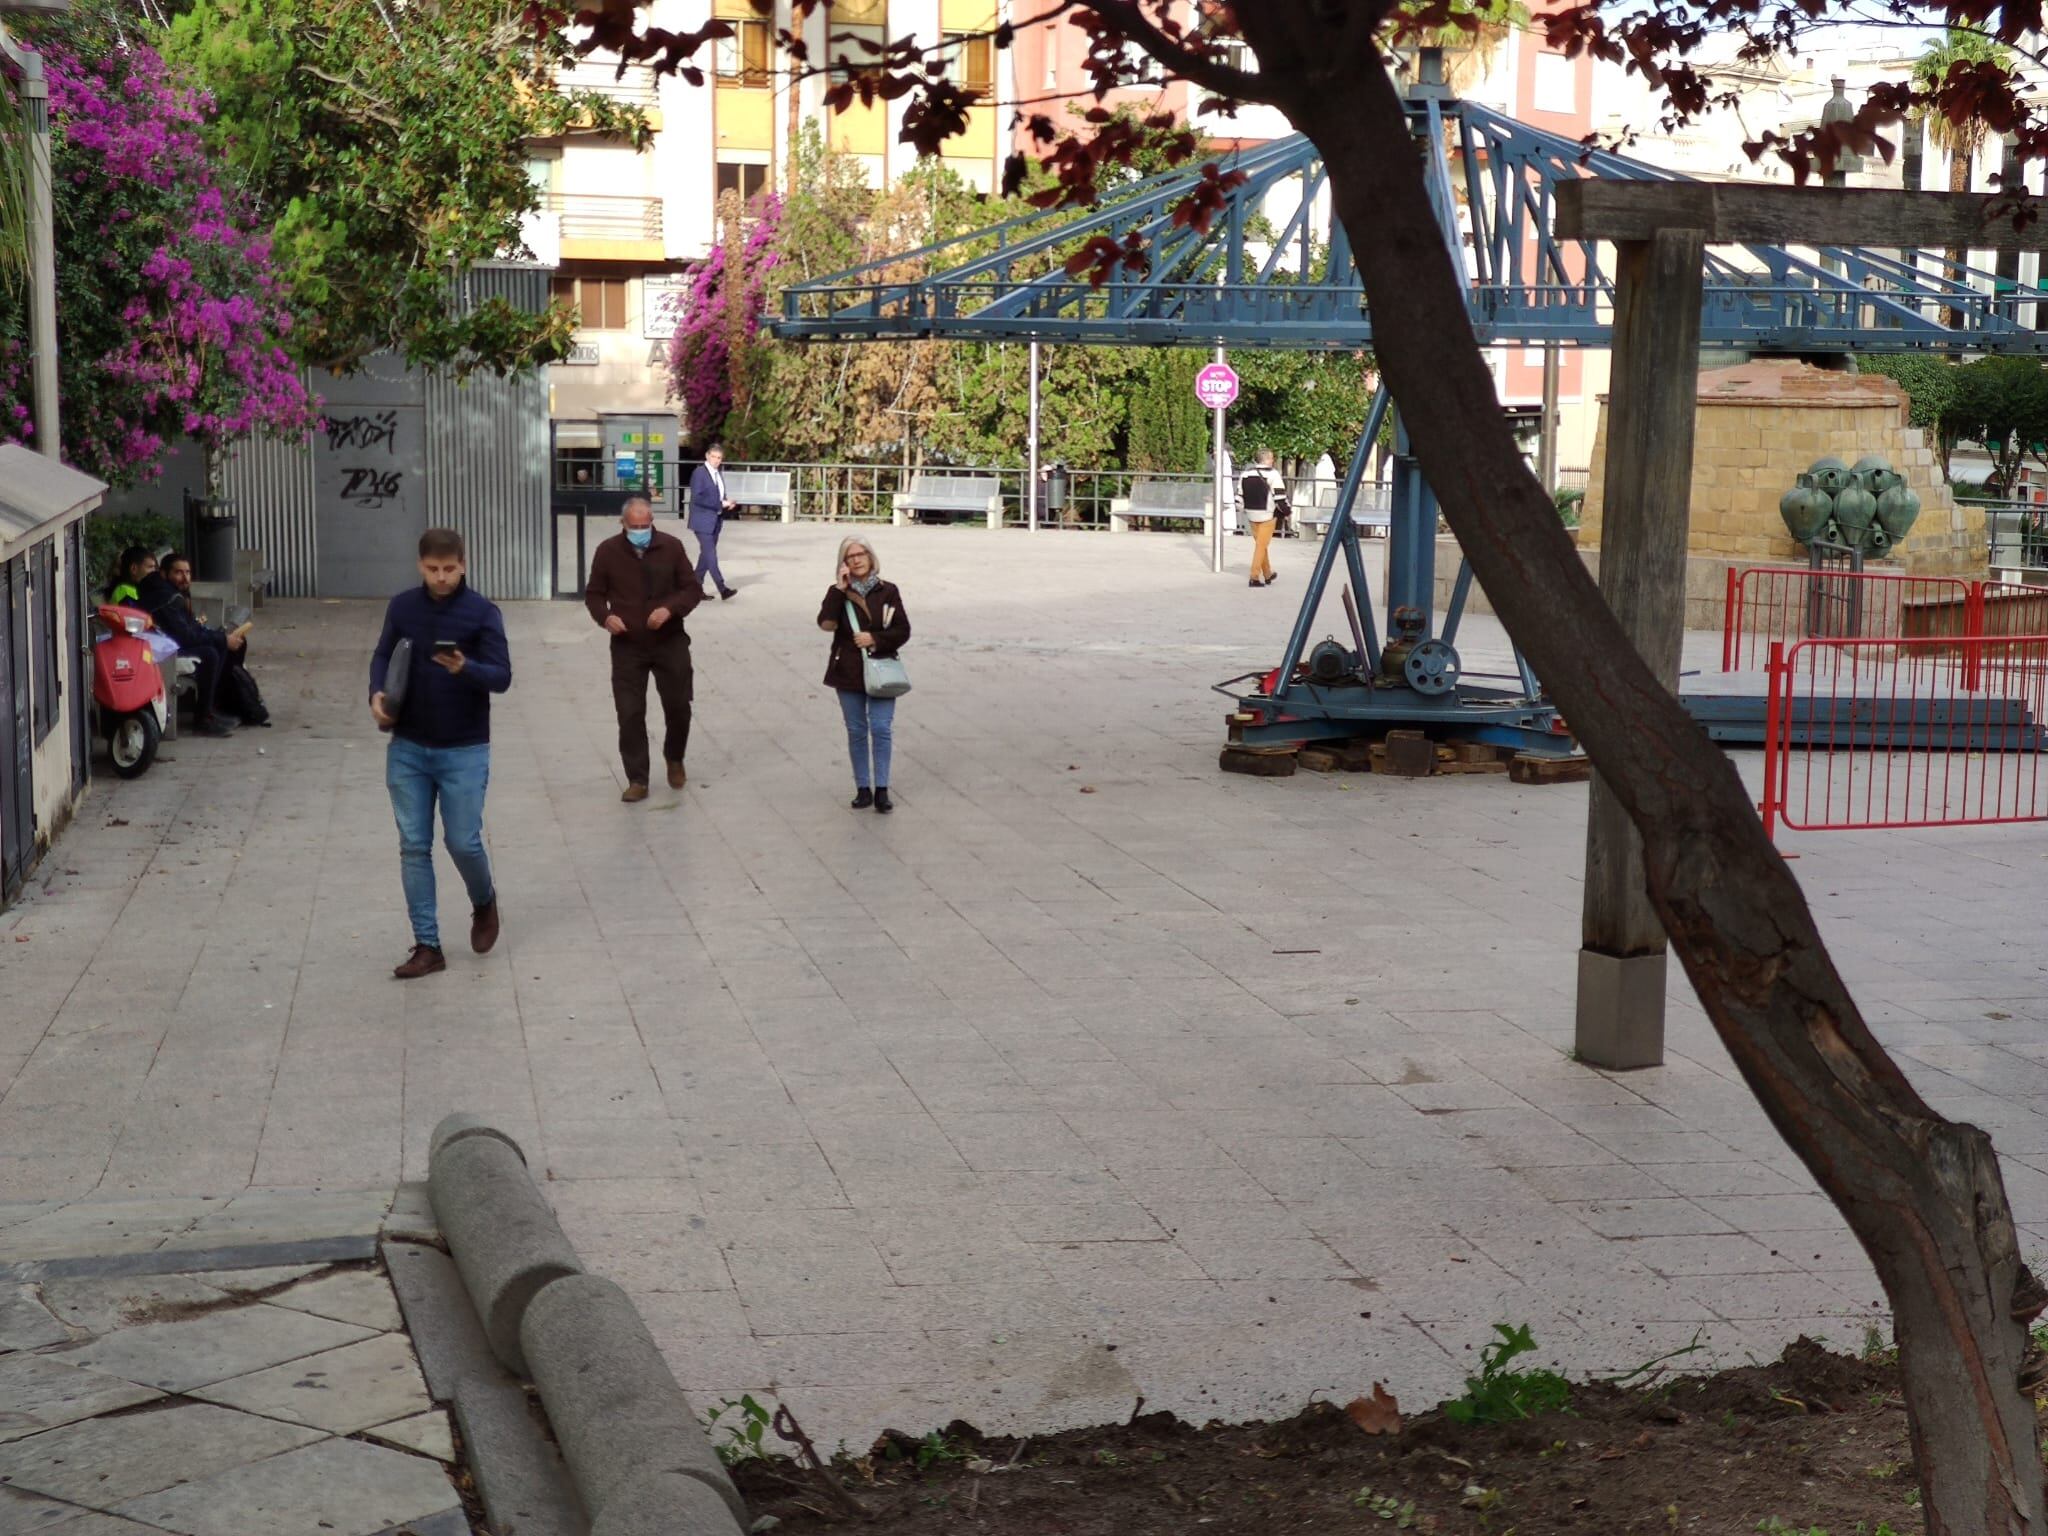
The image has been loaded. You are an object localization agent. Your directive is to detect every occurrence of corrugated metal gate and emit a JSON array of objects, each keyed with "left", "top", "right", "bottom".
[
  {"left": 219, "top": 361, "right": 548, "bottom": 600},
  {"left": 219, "top": 266, "right": 553, "bottom": 600}
]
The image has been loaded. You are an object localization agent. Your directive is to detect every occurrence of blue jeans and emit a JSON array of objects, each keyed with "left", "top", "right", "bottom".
[
  {"left": 837, "top": 689, "right": 896, "bottom": 790},
  {"left": 386, "top": 737, "right": 495, "bottom": 949},
  {"left": 693, "top": 522, "right": 727, "bottom": 593}
]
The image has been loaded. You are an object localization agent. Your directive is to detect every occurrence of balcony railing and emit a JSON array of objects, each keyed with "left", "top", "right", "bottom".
[
  {"left": 558, "top": 62, "right": 660, "bottom": 107},
  {"left": 548, "top": 193, "right": 664, "bottom": 244}
]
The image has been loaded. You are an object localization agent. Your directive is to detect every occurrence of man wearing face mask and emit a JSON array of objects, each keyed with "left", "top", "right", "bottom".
[{"left": 584, "top": 496, "right": 705, "bottom": 802}]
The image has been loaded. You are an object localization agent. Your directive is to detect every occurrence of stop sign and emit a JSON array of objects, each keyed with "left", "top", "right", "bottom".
[{"left": 1194, "top": 361, "right": 1240, "bottom": 411}]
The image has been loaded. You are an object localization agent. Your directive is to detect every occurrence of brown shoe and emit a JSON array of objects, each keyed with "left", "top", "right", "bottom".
[
  {"left": 470, "top": 899, "right": 500, "bottom": 955},
  {"left": 666, "top": 760, "right": 686, "bottom": 790},
  {"left": 393, "top": 944, "right": 446, "bottom": 980},
  {"left": 621, "top": 783, "right": 649, "bottom": 803}
]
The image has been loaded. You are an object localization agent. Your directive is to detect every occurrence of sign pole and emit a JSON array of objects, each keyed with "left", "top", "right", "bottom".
[
  {"left": 1211, "top": 345, "right": 1226, "bottom": 574},
  {"left": 1027, "top": 338, "right": 1041, "bottom": 532},
  {"left": 1196, "top": 353, "right": 1238, "bottom": 575}
]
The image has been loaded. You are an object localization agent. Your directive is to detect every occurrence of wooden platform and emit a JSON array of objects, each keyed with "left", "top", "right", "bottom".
[{"left": 1680, "top": 670, "right": 2047, "bottom": 749}]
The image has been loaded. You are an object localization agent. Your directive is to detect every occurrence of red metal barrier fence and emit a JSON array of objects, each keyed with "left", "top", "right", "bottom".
[
  {"left": 1721, "top": 566, "right": 1973, "bottom": 672},
  {"left": 1761, "top": 635, "right": 2048, "bottom": 838}
]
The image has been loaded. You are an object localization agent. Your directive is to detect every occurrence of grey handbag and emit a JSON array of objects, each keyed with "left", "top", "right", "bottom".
[
  {"left": 378, "top": 637, "right": 412, "bottom": 731},
  {"left": 846, "top": 599, "right": 910, "bottom": 698}
]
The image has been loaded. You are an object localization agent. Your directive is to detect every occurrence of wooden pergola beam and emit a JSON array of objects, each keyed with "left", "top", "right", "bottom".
[{"left": 1555, "top": 178, "right": 2048, "bottom": 250}]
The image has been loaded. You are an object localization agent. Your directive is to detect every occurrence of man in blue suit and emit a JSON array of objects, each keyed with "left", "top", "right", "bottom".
[{"left": 687, "top": 442, "right": 739, "bottom": 601}]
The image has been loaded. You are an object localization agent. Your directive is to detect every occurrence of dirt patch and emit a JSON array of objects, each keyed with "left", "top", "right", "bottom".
[{"left": 734, "top": 1338, "right": 1954, "bottom": 1534}]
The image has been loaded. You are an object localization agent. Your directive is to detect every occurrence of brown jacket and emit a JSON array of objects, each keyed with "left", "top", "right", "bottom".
[
  {"left": 819, "top": 580, "right": 910, "bottom": 692},
  {"left": 585, "top": 530, "right": 704, "bottom": 644}
]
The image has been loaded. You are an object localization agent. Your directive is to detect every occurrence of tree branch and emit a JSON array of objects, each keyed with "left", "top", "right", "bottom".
[{"left": 1082, "top": 0, "right": 1270, "bottom": 103}]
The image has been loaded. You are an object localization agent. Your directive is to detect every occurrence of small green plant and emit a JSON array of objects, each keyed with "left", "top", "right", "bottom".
[
  {"left": 1865, "top": 1460, "right": 1902, "bottom": 1481},
  {"left": 1352, "top": 1486, "right": 1421, "bottom": 1526},
  {"left": 1443, "top": 1324, "right": 1572, "bottom": 1425},
  {"left": 1861, "top": 1325, "right": 1897, "bottom": 1364},
  {"left": 1756, "top": 1520, "right": 1829, "bottom": 1536},
  {"left": 703, "top": 1394, "right": 773, "bottom": 1465},
  {"left": 1553, "top": 487, "right": 1585, "bottom": 527},
  {"left": 1095, "top": 1448, "right": 1121, "bottom": 1467},
  {"left": 914, "top": 1431, "right": 968, "bottom": 1471}
]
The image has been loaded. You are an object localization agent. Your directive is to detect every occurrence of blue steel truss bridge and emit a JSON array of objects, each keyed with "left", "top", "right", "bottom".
[{"left": 769, "top": 82, "right": 2048, "bottom": 754}]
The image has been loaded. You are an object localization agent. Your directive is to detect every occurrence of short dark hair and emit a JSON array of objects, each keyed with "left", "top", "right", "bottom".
[
  {"left": 161, "top": 550, "right": 192, "bottom": 572},
  {"left": 705, "top": 441, "right": 726, "bottom": 456},
  {"left": 419, "top": 528, "right": 466, "bottom": 561}
]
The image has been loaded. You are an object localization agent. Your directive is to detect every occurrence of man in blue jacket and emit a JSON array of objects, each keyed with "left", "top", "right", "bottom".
[
  {"left": 687, "top": 441, "right": 739, "bottom": 601},
  {"left": 369, "top": 528, "right": 513, "bottom": 980}
]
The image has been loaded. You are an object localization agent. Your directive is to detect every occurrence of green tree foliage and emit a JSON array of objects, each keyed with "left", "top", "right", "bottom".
[
  {"left": 162, "top": 0, "right": 648, "bottom": 374},
  {"left": 1228, "top": 350, "right": 1374, "bottom": 468},
  {"left": 1856, "top": 353, "right": 1960, "bottom": 475},
  {"left": 719, "top": 120, "right": 1371, "bottom": 476},
  {"left": 1943, "top": 355, "right": 2048, "bottom": 493},
  {"left": 1127, "top": 350, "right": 1208, "bottom": 472}
]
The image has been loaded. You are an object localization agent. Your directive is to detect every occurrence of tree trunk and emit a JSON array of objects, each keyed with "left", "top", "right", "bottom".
[
  {"left": 1947, "top": 140, "right": 1973, "bottom": 327},
  {"left": 1242, "top": 16, "right": 2046, "bottom": 1531}
]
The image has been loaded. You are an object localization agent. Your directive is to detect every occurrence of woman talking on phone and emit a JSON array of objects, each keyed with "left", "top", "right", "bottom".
[{"left": 817, "top": 536, "right": 911, "bottom": 812}]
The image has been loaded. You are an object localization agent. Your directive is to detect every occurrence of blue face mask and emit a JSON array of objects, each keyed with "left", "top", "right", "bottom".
[{"left": 626, "top": 527, "right": 653, "bottom": 549}]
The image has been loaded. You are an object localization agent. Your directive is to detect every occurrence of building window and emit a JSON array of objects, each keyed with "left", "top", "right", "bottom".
[
  {"left": 716, "top": 160, "right": 770, "bottom": 214},
  {"left": 1532, "top": 50, "right": 1576, "bottom": 115},
  {"left": 715, "top": 18, "right": 772, "bottom": 84},
  {"left": 1042, "top": 25, "right": 1057, "bottom": 90},
  {"left": 552, "top": 275, "right": 629, "bottom": 331},
  {"left": 827, "top": 22, "right": 885, "bottom": 82},
  {"left": 941, "top": 31, "right": 992, "bottom": 97}
]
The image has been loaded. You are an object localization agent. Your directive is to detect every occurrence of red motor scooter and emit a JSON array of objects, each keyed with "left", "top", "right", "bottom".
[{"left": 92, "top": 603, "right": 169, "bottom": 779}]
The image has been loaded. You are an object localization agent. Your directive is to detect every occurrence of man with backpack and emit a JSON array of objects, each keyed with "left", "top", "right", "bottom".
[
  {"left": 158, "top": 552, "right": 269, "bottom": 726},
  {"left": 135, "top": 553, "right": 241, "bottom": 735},
  {"left": 1241, "top": 449, "right": 1285, "bottom": 588}
]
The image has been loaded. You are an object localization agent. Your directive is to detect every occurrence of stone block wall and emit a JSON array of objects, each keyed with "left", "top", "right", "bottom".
[{"left": 1578, "top": 360, "right": 1984, "bottom": 582}]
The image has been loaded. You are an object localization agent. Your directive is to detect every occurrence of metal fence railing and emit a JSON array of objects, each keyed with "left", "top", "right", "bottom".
[
  {"left": 547, "top": 459, "right": 1406, "bottom": 596},
  {"left": 1762, "top": 634, "right": 2048, "bottom": 839},
  {"left": 548, "top": 458, "right": 1385, "bottom": 532},
  {"left": 1721, "top": 565, "right": 1975, "bottom": 674}
]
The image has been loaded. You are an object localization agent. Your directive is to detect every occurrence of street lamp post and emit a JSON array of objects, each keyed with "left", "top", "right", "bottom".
[{"left": 0, "top": 3, "right": 64, "bottom": 461}]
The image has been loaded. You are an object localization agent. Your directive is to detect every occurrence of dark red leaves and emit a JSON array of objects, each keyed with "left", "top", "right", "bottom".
[{"left": 1063, "top": 230, "right": 1152, "bottom": 287}]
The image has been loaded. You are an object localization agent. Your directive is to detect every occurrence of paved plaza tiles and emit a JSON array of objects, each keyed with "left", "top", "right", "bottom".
[{"left": 4, "top": 521, "right": 2046, "bottom": 1451}]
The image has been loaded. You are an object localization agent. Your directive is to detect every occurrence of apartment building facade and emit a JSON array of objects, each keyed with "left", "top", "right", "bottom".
[{"left": 536, "top": 0, "right": 1017, "bottom": 442}]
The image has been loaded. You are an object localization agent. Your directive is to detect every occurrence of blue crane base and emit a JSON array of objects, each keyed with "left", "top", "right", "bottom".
[{"left": 1218, "top": 673, "right": 1578, "bottom": 757}]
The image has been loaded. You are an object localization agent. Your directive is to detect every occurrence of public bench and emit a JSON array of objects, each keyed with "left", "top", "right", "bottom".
[
  {"left": 724, "top": 469, "right": 795, "bottom": 522},
  {"left": 893, "top": 472, "right": 1003, "bottom": 528},
  {"left": 1107, "top": 480, "right": 1213, "bottom": 533},
  {"left": 1299, "top": 491, "right": 1392, "bottom": 538}
]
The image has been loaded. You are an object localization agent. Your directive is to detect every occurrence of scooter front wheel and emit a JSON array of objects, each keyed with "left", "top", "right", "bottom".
[{"left": 109, "top": 710, "right": 161, "bottom": 779}]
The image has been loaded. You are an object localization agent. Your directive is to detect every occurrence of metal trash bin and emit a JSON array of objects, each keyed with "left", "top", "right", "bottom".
[
  {"left": 196, "top": 514, "right": 239, "bottom": 582},
  {"left": 1045, "top": 462, "right": 1070, "bottom": 513}
]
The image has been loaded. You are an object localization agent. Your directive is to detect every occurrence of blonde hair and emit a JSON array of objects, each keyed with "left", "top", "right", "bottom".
[{"left": 837, "top": 536, "right": 880, "bottom": 577}]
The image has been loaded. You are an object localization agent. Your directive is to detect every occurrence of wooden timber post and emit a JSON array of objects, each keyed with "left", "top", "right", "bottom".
[
  {"left": 1570, "top": 228, "right": 1705, "bottom": 1069},
  {"left": 1553, "top": 177, "right": 2048, "bottom": 1068}
]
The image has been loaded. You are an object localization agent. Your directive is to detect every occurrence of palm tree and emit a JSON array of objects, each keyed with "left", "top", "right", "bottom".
[{"left": 1913, "top": 28, "right": 2015, "bottom": 293}]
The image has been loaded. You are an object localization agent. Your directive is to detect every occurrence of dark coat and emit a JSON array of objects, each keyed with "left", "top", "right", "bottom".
[
  {"left": 584, "top": 529, "right": 704, "bottom": 645},
  {"left": 819, "top": 580, "right": 910, "bottom": 693}
]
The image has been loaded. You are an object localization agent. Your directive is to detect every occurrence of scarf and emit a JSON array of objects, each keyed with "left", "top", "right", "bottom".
[{"left": 850, "top": 575, "right": 882, "bottom": 597}]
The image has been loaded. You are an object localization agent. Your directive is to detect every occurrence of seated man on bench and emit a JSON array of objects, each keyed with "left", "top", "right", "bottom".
[
  {"left": 133, "top": 554, "right": 243, "bottom": 736},
  {"left": 161, "top": 552, "right": 269, "bottom": 726}
]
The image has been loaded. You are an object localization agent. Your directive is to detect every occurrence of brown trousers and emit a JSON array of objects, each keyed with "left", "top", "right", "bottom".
[{"left": 611, "top": 634, "right": 693, "bottom": 786}]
